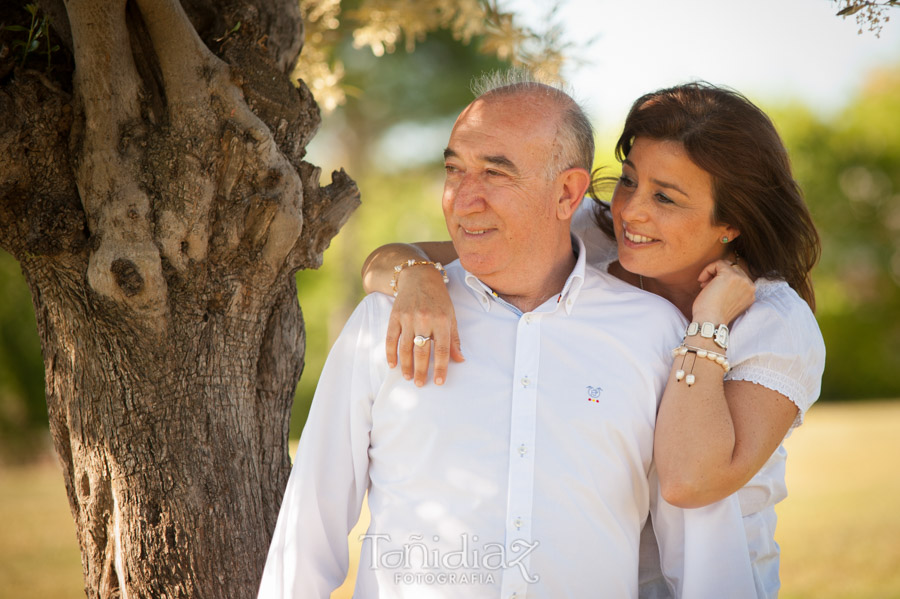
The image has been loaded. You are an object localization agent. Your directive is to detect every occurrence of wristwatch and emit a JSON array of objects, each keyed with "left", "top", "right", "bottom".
[{"left": 685, "top": 321, "right": 729, "bottom": 350}]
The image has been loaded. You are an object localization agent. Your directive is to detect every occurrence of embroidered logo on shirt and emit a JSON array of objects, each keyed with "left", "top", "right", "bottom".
[{"left": 586, "top": 385, "right": 603, "bottom": 403}]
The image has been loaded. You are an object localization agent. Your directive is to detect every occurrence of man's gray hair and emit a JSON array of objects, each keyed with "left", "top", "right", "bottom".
[{"left": 471, "top": 69, "right": 595, "bottom": 179}]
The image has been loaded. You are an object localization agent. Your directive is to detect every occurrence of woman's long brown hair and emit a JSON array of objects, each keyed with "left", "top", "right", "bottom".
[{"left": 592, "top": 82, "right": 821, "bottom": 310}]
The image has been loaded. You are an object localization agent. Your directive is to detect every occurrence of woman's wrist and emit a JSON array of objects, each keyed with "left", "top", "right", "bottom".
[
  {"left": 394, "top": 262, "right": 448, "bottom": 296},
  {"left": 683, "top": 320, "right": 729, "bottom": 350}
]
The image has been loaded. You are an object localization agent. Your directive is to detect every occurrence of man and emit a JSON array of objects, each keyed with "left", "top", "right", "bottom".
[{"left": 258, "top": 77, "right": 753, "bottom": 598}]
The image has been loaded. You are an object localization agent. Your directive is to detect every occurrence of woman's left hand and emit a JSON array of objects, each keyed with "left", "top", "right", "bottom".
[{"left": 692, "top": 259, "right": 756, "bottom": 325}]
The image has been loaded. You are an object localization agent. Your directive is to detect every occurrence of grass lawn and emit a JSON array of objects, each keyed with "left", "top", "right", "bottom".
[{"left": 1, "top": 400, "right": 898, "bottom": 598}]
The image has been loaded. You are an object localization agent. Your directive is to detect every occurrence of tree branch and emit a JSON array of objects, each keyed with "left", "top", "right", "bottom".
[{"left": 65, "top": 0, "right": 169, "bottom": 329}]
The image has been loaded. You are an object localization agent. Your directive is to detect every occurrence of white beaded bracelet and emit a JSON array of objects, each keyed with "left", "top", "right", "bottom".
[
  {"left": 671, "top": 344, "right": 730, "bottom": 387},
  {"left": 389, "top": 259, "right": 449, "bottom": 297}
]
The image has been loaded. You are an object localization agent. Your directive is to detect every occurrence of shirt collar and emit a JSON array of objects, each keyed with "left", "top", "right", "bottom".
[{"left": 462, "top": 234, "right": 587, "bottom": 316}]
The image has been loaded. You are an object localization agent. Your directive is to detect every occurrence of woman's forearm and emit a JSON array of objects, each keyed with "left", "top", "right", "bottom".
[
  {"left": 654, "top": 337, "right": 798, "bottom": 507},
  {"left": 361, "top": 241, "right": 457, "bottom": 295}
]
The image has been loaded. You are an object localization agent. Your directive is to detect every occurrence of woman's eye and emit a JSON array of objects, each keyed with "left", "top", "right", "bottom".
[
  {"left": 618, "top": 175, "right": 635, "bottom": 188},
  {"left": 655, "top": 193, "right": 674, "bottom": 204}
]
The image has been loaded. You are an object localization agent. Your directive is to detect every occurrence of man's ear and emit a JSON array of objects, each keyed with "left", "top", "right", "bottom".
[{"left": 556, "top": 167, "right": 592, "bottom": 220}]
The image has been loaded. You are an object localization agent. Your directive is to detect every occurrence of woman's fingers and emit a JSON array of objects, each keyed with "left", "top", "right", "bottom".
[
  {"left": 429, "top": 323, "right": 450, "bottom": 386},
  {"left": 383, "top": 265, "right": 463, "bottom": 386},
  {"left": 430, "top": 306, "right": 464, "bottom": 385},
  {"left": 398, "top": 329, "right": 416, "bottom": 380},
  {"left": 450, "top": 323, "right": 465, "bottom": 364},
  {"left": 693, "top": 260, "right": 756, "bottom": 325},
  {"left": 412, "top": 334, "right": 433, "bottom": 386},
  {"left": 385, "top": 314, "right": 402, "bottom": 368}
]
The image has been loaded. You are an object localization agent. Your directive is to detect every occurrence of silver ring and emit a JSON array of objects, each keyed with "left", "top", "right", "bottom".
[{"left": 413, "top": 335, "right": 432, "bottom": 347}]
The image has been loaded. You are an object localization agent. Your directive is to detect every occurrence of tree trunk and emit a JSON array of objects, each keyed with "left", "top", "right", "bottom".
[{"left": 0, "top": 1, "right": 359, "bottom": 597}]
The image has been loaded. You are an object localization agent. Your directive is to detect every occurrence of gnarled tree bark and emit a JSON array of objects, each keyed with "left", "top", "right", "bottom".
[{"left": 0, "top": 0, "right": 359, "bottom": 597}]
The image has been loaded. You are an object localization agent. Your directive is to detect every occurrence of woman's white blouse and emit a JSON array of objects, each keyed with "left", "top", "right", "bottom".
[{"left": 572, "top": 198, "right": 826, "bottom": 598}]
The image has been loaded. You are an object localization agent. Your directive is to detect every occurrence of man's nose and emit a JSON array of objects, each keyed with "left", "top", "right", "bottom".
[{"left": 450, "top": 173, "right": 486, "bottom": 215}]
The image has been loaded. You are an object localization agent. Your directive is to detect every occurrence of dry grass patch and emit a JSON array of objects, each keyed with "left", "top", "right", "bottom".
[{"left": 2, "top": 401, "right": 898, "bottom": 598}]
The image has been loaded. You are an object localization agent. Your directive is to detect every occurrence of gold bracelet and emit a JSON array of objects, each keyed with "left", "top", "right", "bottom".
[{"left": 389, "top": 260, "right": 449, "bottom": 297}]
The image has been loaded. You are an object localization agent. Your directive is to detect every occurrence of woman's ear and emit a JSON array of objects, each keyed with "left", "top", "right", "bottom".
[
  {"left": 722, "top": 224, "right": 741, "bottom": 244},
  {"left": 556, "top": 167, "right": 592, "bottom": 220}
]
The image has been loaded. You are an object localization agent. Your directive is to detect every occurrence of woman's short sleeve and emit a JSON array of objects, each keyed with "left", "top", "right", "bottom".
[{"left": 725, "top": 281, "right": 825, "bottom": 429}]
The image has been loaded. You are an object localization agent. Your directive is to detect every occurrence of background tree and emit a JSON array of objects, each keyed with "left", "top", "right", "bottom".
[
  {"left": 833, "top": 0, "right": 899, "bottom": 36},
  {"left": 0, "top": 0, "right": 362, "bottom": 596},
  {"left": 774, "top": 66, "right": 900, "bottom": 400},
  {"left": 0, "top": 0, "right": 570, "bottom": 596}
]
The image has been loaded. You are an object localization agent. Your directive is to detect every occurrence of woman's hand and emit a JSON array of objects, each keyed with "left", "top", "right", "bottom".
[
  {"left": 386, "top": 265, "right": 464, "bottom": 386},
  {"left": 692, "top": 259, "right": 756, "bottom": 326}
]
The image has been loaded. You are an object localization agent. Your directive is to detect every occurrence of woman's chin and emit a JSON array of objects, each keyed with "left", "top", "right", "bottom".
[{"left": 616, "top": 252, "right": 646, "bottom": 277}]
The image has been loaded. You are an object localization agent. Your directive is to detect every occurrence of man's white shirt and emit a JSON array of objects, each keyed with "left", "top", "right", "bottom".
[{"left": 258, "top": 236, "right": 756, "bottom": 599}]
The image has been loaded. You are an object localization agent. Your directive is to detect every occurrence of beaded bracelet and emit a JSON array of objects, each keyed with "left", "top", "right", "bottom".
[
  {"left": 670, "top": 344, "right": 730, "bottom": 387},
  {"left": 389, "top": 259, "right": 449, "bottom": 297}
]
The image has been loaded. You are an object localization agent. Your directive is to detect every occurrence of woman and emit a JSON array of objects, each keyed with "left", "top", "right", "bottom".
[{"left": 360, "top": 82, "right": 825, "bottom": 597}]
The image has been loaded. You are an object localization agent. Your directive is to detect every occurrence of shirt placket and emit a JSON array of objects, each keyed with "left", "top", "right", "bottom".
[{"left": 499, "top": 310, "right": 541, "bottom": 599}]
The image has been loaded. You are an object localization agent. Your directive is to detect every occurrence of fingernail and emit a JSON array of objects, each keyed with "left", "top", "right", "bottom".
[{"left": 435, "top": 377, "right": 444, "bottom": 385}]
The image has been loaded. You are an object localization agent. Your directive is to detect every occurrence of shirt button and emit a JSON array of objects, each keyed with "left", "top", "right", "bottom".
[
  {"left": 524, "top": 314, "right": 532, "bottom": 323},
  {"left": 518, "top": 444, "right": 527, "bottom": 457},
  {"left": 520, "top": 377, "right": 530, "bottom": 387},
  {"left": 514, "top": 517, "right": 523, "bottom": 529},
  {"left": 566, "top": 298, "right": 573, "bottom": 306}
]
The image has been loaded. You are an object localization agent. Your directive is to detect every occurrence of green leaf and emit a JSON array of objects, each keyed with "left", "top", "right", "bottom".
[
  {"left": 24, "top": 4, "right": 38, "bottom": 17},
  {"left": 5, "top": 25, "right": 29, "bottom": 32}
]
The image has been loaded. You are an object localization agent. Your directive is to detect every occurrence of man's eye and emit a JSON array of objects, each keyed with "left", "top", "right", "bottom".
[{"left": 444, "top": 164, "right": 459, "bottom": 173}]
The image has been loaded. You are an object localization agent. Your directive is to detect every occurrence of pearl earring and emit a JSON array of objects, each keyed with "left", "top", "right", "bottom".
[{"left": 721, "top": 236, "right": 730, "bottom": 244}]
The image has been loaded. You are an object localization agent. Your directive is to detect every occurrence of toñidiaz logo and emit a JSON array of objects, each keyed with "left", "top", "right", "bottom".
[{"left": 360, "top": 533, "right": 540, "bottom": 584}]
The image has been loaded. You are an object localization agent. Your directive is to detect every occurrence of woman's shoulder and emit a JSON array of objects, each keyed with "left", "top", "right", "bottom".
[
  {"left": 746, "top": 279, "right": 817, "bottom": 328},
  {"left": 571, "top": 197, "right": 617, "bottom": 267},
  {"left": 732, "top": 278, "right": 824, "bottom": 366},
  {"left": 735, "top": 278, "right": 822, "bottom": 344},
  {"left": 729, "top": 278, "right": 825, "bottom": 425}
]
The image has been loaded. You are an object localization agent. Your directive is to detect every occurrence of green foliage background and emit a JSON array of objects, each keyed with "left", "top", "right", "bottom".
[
  {"left": 771, "top": 69, "right": 900, "bottom": 400},
  {"left": 2, "top": 30, "right": 899, "bottom": 458}
]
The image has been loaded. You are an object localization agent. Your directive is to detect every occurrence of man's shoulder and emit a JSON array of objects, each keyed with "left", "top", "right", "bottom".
[
  {"left": 576, "top": 265, "right": 686, "bottom": 351},
  {"left": 581, "top": 264, "right": 681, "bottom": 315},
  {"left": 339, "top": 291, "right": 395, "bottom": 338}
]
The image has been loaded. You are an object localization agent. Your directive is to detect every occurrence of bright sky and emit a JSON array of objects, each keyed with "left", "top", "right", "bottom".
[
  {"left": 316, "top": 0, "right": 900, "bottom": 172},
  {"left": 536, "top": 0, "right": 900, "bottom": 135}
]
